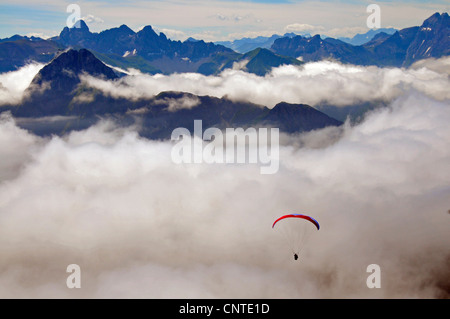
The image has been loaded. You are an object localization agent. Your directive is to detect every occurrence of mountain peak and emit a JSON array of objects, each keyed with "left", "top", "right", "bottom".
[
  {"left": 422, "top": 12, "right": 449, "bottom": 27},
  {"left": 33, "top": 48, "right": 117, "bottom": 84},
  {"left": 17, "top": 48, "right": 118, "bottom": 117},
  {"left": 58, "top": 19, "right": 92, "bottom": 45},
  {"left": 29, "top": 48, "right": 117, "bottom": 97},
  {"left": 403, "top": 11, "right": 450, "bottom": 66},
  {"left": 139, "top": 25, "right": 158, "bottom": 36},
  {"left": 119, "top": 24, "right": 134, "bottom": 33},
  {"left": 62, "top": 19, "right": 89, "bottom": 32},
  {"left": 264, "top": 102, "right": 342, "bottom": 133},
  {"left": 185, "top": 37, "right": 200, "bottom": 43},
  {"left": 74, "top": 19, "right": 89, "bottom": 31}
]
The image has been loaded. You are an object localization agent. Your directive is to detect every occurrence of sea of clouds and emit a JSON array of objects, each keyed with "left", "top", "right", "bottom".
[
  {"left": 80, "top": 57, "right": 450, "bottom": 108},
  {"left": 0, "top": 58, "right": 449, "bottom": 298}
]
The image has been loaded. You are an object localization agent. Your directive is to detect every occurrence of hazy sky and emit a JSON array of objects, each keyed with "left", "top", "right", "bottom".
[{"left": 0, "top": 0, "right": 449, "bottom": 40}]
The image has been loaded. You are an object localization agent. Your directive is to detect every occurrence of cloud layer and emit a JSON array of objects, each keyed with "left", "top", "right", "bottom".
[
  {"left": 0, "top": 88, "right": 449, "bottom": 298},
  {"left": 2, "top": 57, "right": 448, "bottom": 113},
  {"left": 82, "top": 57, "right": 450, "bottom": 108},
  {"left": 0, "top": 63, "right": 44, "bottom": 105}
]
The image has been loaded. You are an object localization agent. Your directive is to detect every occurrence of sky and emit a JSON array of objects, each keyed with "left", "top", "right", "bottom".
[{"left": 0, "top": 0, "right": 449, "bottom": 41}]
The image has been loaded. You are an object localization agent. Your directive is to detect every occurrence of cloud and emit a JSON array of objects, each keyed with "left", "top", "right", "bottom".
[
  {"left": 411, "top": 56, "right": 450, "bottom": 74},
  {"left": 214, "top": 13, "right": 250, "bottom": 22},
  {"left": 0, "top": 88, "right": 449, "bottom": 298},
  {"left": 284, "top": 23, "right": 325, "bottom": 34},
  {"left": 154, "top": 28, "right": 187, "bottom": 41},
  {"left": 81, "top": 14, "right": 104, "bottom": 25},
  {"left": 0, "top": 112, "right": 45, "bottom": 181},
  {"left": 0, "top": 53, "right": 449, "bottom": 298},
  {"left": 324, "top": 26, "right": 370, "bottom": 38},
  {"left": 25, "top": 32, "right": 58, "bottom": 40},
  {"left": 0, "top": 63, "right": 44, "bottom": 105},
  {"left": 154, "top": 93, "right": 201, "bottom": 112},
  {"left": 80, "top": 57, "right": 450, "bottom": 108}
]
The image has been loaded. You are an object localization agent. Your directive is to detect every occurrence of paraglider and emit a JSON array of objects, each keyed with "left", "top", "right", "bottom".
[{"left": 272, "top": 214, "right": 320, "bottom": 260}]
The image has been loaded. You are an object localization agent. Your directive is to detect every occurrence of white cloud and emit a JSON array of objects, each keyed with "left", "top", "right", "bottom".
[
  {"left": 0, "top": 89, "right": 449, "bottom": 297},
  {"left": 25, "top": 32, "right": 58, "bottom": 40},
  {"left": 81, "top": 57, "right": 450, "bottom": 108},
  {"left": 0, "top": 51, "right": 449, "bottom": 298},
  {"left": 284, "top": 23, "right": 325, "bottom": 35},
  {"left": 214, "top": 13, "right": 250, "bottom": 23},
  {"left": 411, "top": 56, "right": 450, "bottom": 74},
  {"left": 0, "top": 63, "right": 44, "bottom": 105},
  {"left": 154, "top": 94, "right": 200, "bottom": 112},
  {"left": 324, "top": 26, "right": 370, "bottom": 38},
  {"left": 154, "top": 28, "right": 187, "bottom": 41},
  {"left": 81, "top": 14, "right": 104, "bottom": 25}
]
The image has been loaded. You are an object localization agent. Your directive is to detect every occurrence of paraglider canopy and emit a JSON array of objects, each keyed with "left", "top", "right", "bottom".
[
  {"left": 272, "top": 214, "right": 320, "bottom": 259},
  {"left": 272, "top": 214, "right": 320, "bottom": 230}
]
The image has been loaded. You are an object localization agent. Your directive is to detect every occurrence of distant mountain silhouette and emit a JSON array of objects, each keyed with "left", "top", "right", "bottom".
[
  {"left": 271, "top": 12, "right": 449, "bottom": 67},
  {"left": 271, "top": 34, "right": 373, "bottom": 65},
  {"left": 338, "top": 28, "right": 397, "bottom": 46},
  {"left": 215, "top": 33, "right": 298, "bottom": 53},
  {"left": 54, "top": 20, "right": 240, "bottom": 75},
  {"left": 0, "top": 12, "right": 447, "bottom": 74},
  {"left": 0, "top": 36, "right": 63, "bottom": 72}
]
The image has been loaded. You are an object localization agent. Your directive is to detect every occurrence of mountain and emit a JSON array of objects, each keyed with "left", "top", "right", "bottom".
[
  {"left": 52, "top": 20, "right": 310, "bottom": 76},
  {"left": 271, "top": 12, "right": 449, "bottom": 67},
  {"left": 1, "top": 13, "right": 447, "bottom": 75},
  {"left": 7, "top": 48, "right": 341, "bottom": 139},
  {"left": 0, "top": 36, "right": 63, "bottom": 72},
  {"left": 362, "top": 26, "right": 420, "bottom": 67},
  {"left": 271, "top": 34, "right": 373, "bottom": 65},
  {"left": 263, "top": 102, "right": 342, "bottom": 133},
  {"left": 15, "top": 48, "right": 118, "bottom": 117},
  {"left": 54, "top": 21, "right": 308, "bottom": 76},
  {"left": 225, "top": 48, "right": 303, "bottom": 75},
  {"left": 0, "top": 34, "right": 45, "bottom": 43},
  {"left": 215, "top": 33, "right": 298, "bottom": 53},
  {"left": 53, "top": 20, "right": 241, "bottom": 75},
  {"left": 338, "top": 28, "right": 397, "bottom": 46},
  {"left": 404, "top": 12, "right": 450, "bottom": 66}
]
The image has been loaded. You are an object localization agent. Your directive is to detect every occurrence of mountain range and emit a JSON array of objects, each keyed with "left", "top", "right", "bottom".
[
  {"left": 215, "top": 28, "right": 397, "bottom": 53},
  {"left": 0, "top": 12, "right": 448, "bottom": 75},
  {"left": 0, "top": 12, "right": 448, "bottom": 139},
  {"left": 271, "top": 12, "right": 449, "bottom": 67},
  {"left": 338, "top": 28, "right": 397, "bottom": 46},
  {"left": 215, "top": 33, "right": 299, "bottom": 53},
  {"left": 6, "top": 48, "right": 341, "bottom": 139}
]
